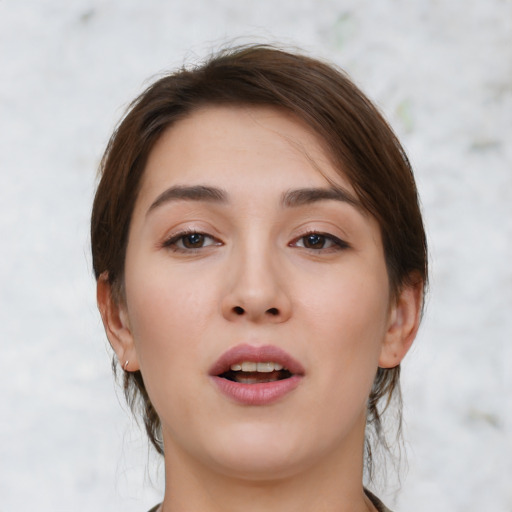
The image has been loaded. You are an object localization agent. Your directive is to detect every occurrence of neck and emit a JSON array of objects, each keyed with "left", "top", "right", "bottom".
[{"left": 159, "top": 423, "right": 375, "bottom": 512}]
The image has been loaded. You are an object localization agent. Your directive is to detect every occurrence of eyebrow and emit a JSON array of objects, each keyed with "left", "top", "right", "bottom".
[
  {"left": 281, "top": 186, "right": 361, "bottom": 209},
  {"left": 147, "top": 185, "right": 228, "bottom": 215},
  {"left": 146, "top": 184, "right": 361, "bottom": 215}
]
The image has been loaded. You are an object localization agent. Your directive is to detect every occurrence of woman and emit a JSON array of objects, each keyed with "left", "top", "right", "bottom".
[{"left": 91, "top": 45, "right": 427, "bottom": 512}]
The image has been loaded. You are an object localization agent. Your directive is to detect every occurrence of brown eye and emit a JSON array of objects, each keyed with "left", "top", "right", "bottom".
[
  {"left": 291, "top": 232, "right": 349, "bottom": 252},
  {"left": 163, "top": 231, "right": 220, "bottom": 252},
  {"left": 182, "top": 233, "right": 206, "bottom": 248},
  {"left": 302, "top": 233, "right": 327, "bottom": 249}
]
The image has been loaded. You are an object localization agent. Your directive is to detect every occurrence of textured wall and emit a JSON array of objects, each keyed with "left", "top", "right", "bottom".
[{"left": 1, "top": 1, "right": 510, "bottom": 510}]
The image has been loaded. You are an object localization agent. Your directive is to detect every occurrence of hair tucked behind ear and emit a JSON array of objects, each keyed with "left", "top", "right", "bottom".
[
  {"left": 91, "top": 43, "right": 428, "bottom": 473},
  {"left": 365, "top": 366, "right": 402, "bottom": 482},
  {"left": 113, "top": 360, "right": 164, "bottom": 454}
]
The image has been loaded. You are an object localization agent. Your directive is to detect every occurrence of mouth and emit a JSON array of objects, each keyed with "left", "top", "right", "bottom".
[
  {"left": 219, "top": 361, "right": 294, "bottom": 384},
  {"left": 209, "top": 344, "right": 304, "bottom": 405}
]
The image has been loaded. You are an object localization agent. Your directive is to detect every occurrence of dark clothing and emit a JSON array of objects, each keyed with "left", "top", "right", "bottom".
[
  {"left": 365, "top": 489, "right": 393, "bottom": 512},
  {"left": 148, "top": 489, "right": 392, "bottom": 512}
]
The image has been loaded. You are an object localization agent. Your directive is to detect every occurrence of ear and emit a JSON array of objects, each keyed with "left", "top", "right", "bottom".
[
  {"left": 379, "top": 280, "right": 423, "bottom": 369},
  {"left": 96, "top": 272, "right": 140, "bottom": 372}
]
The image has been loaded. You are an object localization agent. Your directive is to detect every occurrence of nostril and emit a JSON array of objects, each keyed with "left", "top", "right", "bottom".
[
  {"left": 233, "top": 306, "right": 245, "bottom": 315},
  {"left": 266, "top": 307, "right": 279, "bottom": 316}
]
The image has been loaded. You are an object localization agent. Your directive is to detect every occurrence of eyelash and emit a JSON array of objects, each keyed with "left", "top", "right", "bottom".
[
  {"left": 290, "top": 231, "right": 350, "bottom": 252},
  {"left": 162, "top": 229, "right": 349, "bottom": 254},
  {"left": 161, "top": 229, "right": 221, "bottom": 253}
]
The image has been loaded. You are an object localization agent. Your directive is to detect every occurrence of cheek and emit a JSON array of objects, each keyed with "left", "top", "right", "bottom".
[
  {"left": 123, "top": 261, "right": 219, "bottom": 370},
  {"left": 122, "top": 264, "right": 222, "bottom": 430},
  {"left": 301, "top": 265, "right": 390, "bottom": 338},
  {"left": 298, "top": 267, "right": 390, "bottom": 387}
]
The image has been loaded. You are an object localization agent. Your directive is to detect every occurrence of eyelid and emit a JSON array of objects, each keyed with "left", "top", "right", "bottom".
[
  {"left": 160, "top": 226, "right": 349, "bottom": 253},
  {"left": 161, "top": 228, "right": 222, "bottom": 252},
  {"left": 289, "top": 230, "right": 350, "bottom": 251}
]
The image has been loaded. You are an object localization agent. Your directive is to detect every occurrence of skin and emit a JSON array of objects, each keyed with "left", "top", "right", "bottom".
[{"left": 98, "top": 106, "right": 422, "bottom": 512}]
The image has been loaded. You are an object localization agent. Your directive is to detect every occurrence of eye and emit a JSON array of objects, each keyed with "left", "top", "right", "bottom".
[
  {"left": 291, "top": 232, "right": 349, "bottom": 251},
  {"left": 163, "top": 231, "right": 221, "bottom": 251}
]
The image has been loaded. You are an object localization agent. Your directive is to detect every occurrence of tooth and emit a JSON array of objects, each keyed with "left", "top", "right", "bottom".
[
  {"left": 230, "top": 363, "right": 242, "bottom": 371},
  {"left": 257, "top": 362, "right": 274, "bottom": 373},
  {"left": 274, "top": 363, "right": 283, "bottom": 371},
  {"left": 241, "top": 361, "right": 257, "bottom": 372}
]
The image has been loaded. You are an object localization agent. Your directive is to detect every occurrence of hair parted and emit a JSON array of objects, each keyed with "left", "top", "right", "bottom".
[{"left": 91, "top": 44, "right": 428, "bottom": 475}]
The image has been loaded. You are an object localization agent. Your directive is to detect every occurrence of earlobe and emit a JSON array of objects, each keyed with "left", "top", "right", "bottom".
[
  {"left": 379, "top": 281, "right": 423, "bottom": 369},
  {"left": 96, "top": 272, "right": 140, "bottom": 372}
]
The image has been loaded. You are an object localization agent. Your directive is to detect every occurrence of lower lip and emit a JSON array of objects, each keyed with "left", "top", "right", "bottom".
[{"left": 211, "top": 375, "right": 302, "bottom": 405}]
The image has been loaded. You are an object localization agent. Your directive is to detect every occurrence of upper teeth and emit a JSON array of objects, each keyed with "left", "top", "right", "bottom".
[{"left": 230, "top": 361, "right": 284, "bottom": 373}]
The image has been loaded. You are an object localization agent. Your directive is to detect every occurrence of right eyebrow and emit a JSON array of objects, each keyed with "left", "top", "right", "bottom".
[{"left": 146, "top": 185, "right": 228, "bottom": 216}]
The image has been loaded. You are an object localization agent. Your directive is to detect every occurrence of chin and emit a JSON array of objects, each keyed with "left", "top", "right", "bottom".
[
  {"left": 195, "top": 423, "right": 317, "bottom": 481},
  {"left": 209, "top": 451, "right": 307, "bottom": 482}
]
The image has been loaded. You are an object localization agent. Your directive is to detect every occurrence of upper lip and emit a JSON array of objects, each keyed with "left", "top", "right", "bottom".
[{"left": 209, "top": 344, "right": 305, "bottom": 376}]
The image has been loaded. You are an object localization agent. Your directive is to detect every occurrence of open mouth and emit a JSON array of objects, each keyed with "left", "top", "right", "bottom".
[
  {"left": 220, "top": 362, "right": 293, "bottom": 384},
  {"left": 210, "top": 346, "right": 304, "bottom": 404}
]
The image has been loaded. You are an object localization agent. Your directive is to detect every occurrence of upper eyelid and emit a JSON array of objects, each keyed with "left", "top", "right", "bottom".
[
  {"left": 293, "top": 229, "right": 346, "bottom": 241},
  {"left": 289, "top": 219, "right": 350, "bottom": 239},
  {"left": 290, "top": 231, "right": 350, "bottom": 249},
  {"left": 163, "top": 230, "right": 219, "bottom": 244},
  {"left": 160, "top": 227, "right": 348, "bottom": 248},
  {"left": 163, "top": 225, "right": 218, "bottom": 240}
]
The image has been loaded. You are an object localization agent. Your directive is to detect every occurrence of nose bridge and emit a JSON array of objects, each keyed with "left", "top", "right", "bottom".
[{"left": 222, "top": 228, "right": 291, "bottom": 323}]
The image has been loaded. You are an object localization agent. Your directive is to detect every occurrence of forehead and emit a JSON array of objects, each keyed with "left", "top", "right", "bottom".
[{"left": 138, "top": 105, "right": 355, "bottom": 201}]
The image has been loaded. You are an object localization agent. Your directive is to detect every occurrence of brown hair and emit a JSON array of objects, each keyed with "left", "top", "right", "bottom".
[{"left": 91, "top": 44, "right": 427, "bottom": 475}]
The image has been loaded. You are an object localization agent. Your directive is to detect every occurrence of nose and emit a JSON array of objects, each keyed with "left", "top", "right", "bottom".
[{"left": 221, "top": 243, "right": 292, "bottom": 324}]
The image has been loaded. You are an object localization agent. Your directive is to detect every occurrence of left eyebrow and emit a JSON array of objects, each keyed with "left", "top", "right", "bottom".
[{"left": 281, "top": 186, "right": 361, "bottom": 209}]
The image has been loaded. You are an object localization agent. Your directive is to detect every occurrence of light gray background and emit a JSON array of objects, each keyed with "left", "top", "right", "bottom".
[{"left": 1, "top": 1, "right": 511, "bottom": 511}]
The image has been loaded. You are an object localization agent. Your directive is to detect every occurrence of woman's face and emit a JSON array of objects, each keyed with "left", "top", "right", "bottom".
[{"left": 110, "top": 106, "right": 409, "bottom": 479}]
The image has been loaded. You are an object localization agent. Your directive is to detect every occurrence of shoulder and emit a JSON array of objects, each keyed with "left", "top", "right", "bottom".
[{"left": 365, "top": 489, "right": 393, "bottom": 512}]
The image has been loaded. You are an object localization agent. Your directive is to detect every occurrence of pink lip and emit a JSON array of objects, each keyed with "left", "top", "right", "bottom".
[{"left": 209, "top": 344, "right": 305, "bottom": 406}]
